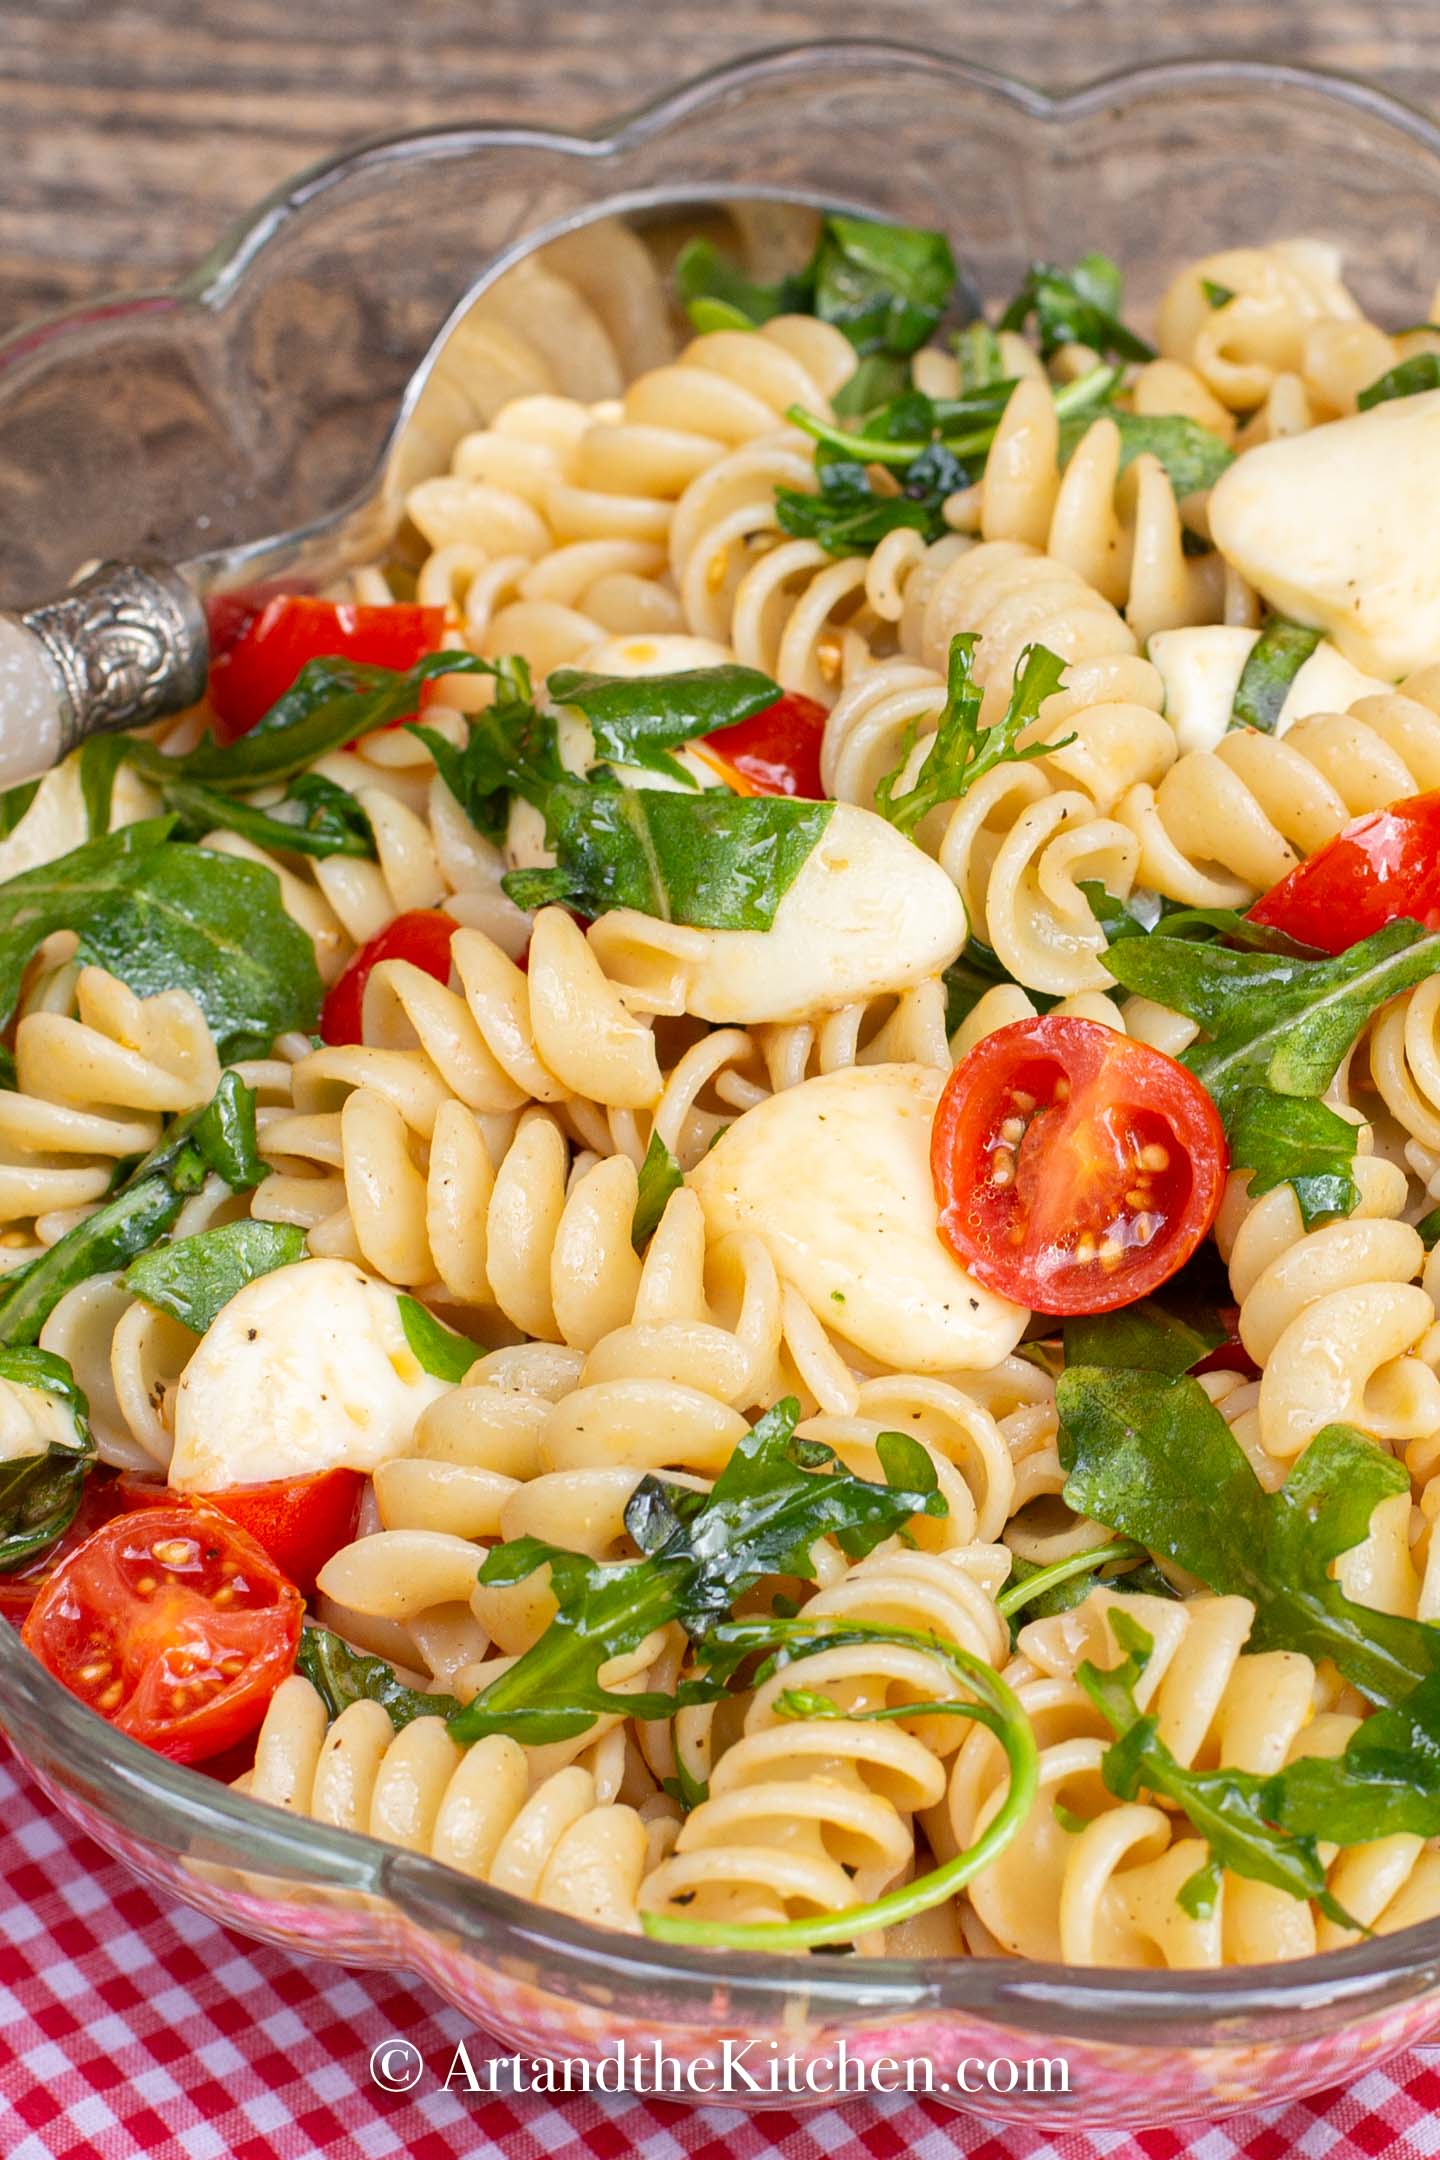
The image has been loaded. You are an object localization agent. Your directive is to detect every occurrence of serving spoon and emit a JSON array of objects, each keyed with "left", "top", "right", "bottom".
[{"left": 0, "top": 197, "right": 830, "bottom": 790}]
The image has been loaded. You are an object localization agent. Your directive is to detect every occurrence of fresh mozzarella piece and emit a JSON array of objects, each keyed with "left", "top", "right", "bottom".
[
  {"left": 1149, "top": 626, "right": 1393, "bottom": 754},
  {"left": 0, "top": 1374, "right": 85, "bottom": 1464},
  {"left": 1207, "top": 390, "right": 1440, "bottom": 679},
  {"left": 689, "top": 1063, "right": 1029, "bottom": 1372},
  {"left": 0, "top": 755, "right": 158, "bottom": 884},
  {"left": 170, "top": 1258, "right": 451, "bottom": 1491},
  {"left": 587, "top": 802, "right": 968, "bottom": 1025}
]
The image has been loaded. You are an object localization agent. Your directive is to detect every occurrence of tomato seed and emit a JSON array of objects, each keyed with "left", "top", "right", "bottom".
[
  {"left": 999, "top": 1117, "right": 1025, "bottom": 1145},
  {"left": 1139, "top": 1143, "right": 1171, "bottom": 1172},
  {"left": 78, "top": 1660, "right": 110, "bottom": 1684},
  {"left": 98, "top": 1682, "right": 124, "bottom": 1711},
  {"left": 153, "top": 1540, "right": 194, "bottom": 1568},
  {"left": 990, "top": 1148, "right": 1015, "bottom": 1187}
]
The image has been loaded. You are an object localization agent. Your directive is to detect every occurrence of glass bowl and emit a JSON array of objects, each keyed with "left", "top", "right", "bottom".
[{"left": 5, "top": 40, "right": 1440, "bottom": 2128}]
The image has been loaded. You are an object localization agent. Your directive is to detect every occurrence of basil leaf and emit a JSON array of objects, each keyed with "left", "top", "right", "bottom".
[
  {"left": 1231, "top": 617, "right": 1323, "bottom": 734},
  {"left": 1357, "top": 353, "right": 1440, "bottom": 410},
  {"left": 1063, "top": 1301, "right": 1226, "bottom": 1376},
  {"left": 1202, "top": 279, "right": 1236, "bottom": 309},
  {"left": 504, "top": 784, "right": 833, "bottom": 931},
  {"left": 0, "top": 816, "right": 173, "bottom": 1028},
  {"left": 0, "top": 776, "right": 39, "bottom": 839},
  {"left": 396, "top": 1294, "right": 479, "bottom": 1383},
  {"left": 631, "top": 1130, "right": 683, "bottom": 1250},
  {"left": 1078, "top": 1609, "right": 1356, "bottom": 1928},
  {"left": 1416, "top": 1207, "right": 1440, "bottom": 1251},
  {"left": 1058, "top": 1365, "right": 1440, "bottom": 1706},
  {"left": 124, "top": 1220, "right": 306, "bottom": 1335},
  {"left": 75, "top": 843, "right": 322, "bottom": 1059},
  {"left": 409, "top": 654, "right": 563, "bottom": 844},
  {"left": 999, "top": 253, "right": 1155, "bottom": 363},
  {"left": 79, "top": 733, "right": 133, "bottom": 837},
  {"left": 163, "top": 773, "right": 376, "bottom": 860},
  {"left": 548, "top": 664, "right": 780, "bottom": 783},
  {"left": 140, "top": 1068, "right": 263, "bottom": 1194},
  {"left": 1103, "top": 918, "right": 1440, "bottom": 1123},
  {"left": 0, "top": 1346, "right": 94, "bottom": 1572},
  {"left": 295, "top": 1624, "right": 459, "bottom": 1731},
  {"left": 450, "top": 1398, "right": 945, "bottom": 1745},
  {"left": 810, "top": 215, "right": 958, "bottom": 357},
  {"left": 876, "top": 635, "right": 1067, "bottom": 836},
  {"left": 1229, "top": 1087, "right": 1360, "bottom": 1228}
]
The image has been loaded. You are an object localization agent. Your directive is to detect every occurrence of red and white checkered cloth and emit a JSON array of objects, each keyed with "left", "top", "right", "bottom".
[{"left": 4, "top": 1740, "right": 1440, "bottom": 2160}]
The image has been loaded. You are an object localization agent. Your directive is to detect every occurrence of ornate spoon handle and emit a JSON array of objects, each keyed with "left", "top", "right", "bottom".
[{"left": 0, "top": 561, "right": 208, "bottom": 782}]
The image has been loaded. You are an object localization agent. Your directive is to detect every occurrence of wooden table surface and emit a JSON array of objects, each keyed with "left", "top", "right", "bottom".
[{"left": 2, "top": 0, "right": 1435, "bottom": 330}]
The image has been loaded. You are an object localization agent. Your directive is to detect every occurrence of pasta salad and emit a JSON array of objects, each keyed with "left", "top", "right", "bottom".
[{"left": 8, "top": 209, "right": 1440, "bottom": 1970}]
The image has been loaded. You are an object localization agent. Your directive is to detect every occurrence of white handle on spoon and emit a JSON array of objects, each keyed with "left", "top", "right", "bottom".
[{"left": 0, "top": 561, "right": 209, "bottom": 788}]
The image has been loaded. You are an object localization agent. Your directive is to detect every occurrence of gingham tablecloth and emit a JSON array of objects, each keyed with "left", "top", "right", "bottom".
[{"left": 3, "top": 1743, "right": 1440, "bottom": 2160}]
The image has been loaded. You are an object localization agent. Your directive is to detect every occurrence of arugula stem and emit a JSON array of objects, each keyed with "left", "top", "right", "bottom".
[
  {"left": 785, "top": 365, "right": 1121, "bottom": 466},
  {"left": 995, "top": 1539, "right": 1146, "bottom": 1619},
  {"left": 639, "top": 1617, "right": 1039, "bottom": 1952}
]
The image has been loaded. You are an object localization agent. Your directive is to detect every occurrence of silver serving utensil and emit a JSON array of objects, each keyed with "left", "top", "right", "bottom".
[{"left": 0, "top": 198, "right": 829, "bottom": 789}]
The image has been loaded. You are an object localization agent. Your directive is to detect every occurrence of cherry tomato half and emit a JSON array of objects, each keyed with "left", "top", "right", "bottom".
[
  {"left": 23, "top": 1506, "right": 303, "bottom": 1764},
  {"left": 1246, "top": 789, "right": 1440, "bottom": 955},
  {"left": 692, "top": 691, "right": 828, "bottom": 798},
  {"left": 116, "top": 1467, "right": 362, "bottom": 1599},
  {"left": 319, "top": 908, "right": 457, "bottom": 1046},
  {"left": 206, "top": 595, "right": 446, "bottom": 744},
  {"left": 0, "top": 1471, "right": 124, "bottom": 1623},
  {"left": 931, "top": 1015, "right": 1228, "bottom": 1315}
]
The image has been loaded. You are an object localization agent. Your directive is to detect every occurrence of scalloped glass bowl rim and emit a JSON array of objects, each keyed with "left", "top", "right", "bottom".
[{"left": 2, "top": 35, "right": 1440, "bottom": 2040}]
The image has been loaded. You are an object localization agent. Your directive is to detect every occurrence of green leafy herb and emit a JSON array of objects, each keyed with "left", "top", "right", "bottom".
[
  {"left": 74, "top": 843, "right": 322, "bottom": 1059},
  {"left": 875, "top": 634, "right": 1067, "bottom": 836},
  {"left": 409, "top": 655, "right": 563, "bottom": 843},
  {"left": 0, "top": 776, "right": 39, "bottom": 839},
  {"left": 547, "top": 664, "right": 781, "bottom": 785},
  {"left": 1063, "top": 1299, "right": 1226, "bottom": 1376},
  {"left": 396, "top": 1294, "right": 479, "bottom": 1383},
  {"left": 503, "top": 784, "right": 833, "bottom": 930},
  {"left": 631, "top": 1130, "right": 683, "bottom": 1250},
  {"left": 1231, "top": 617, "right": 1323, "bottom": 734},
  {"left": 1059, "top": 410, "right": 1234, "bottom": 499},
  {"left": 1104, "top": 917, "right": 1440, "bottom": 1123},
  {"left": 295, "top": 1624, "right": 460, "bottom": 1730},
  {"left": 0, "top": 1072, "right": 260, "bottom": 1346},
  {"left": 995, "top": 1539, "right": 1148, "bottom": 1621},
  {"left": 1229, "top": 1086, "right": 1360, "bottom": 1228},
  {"left": 162, "top": 772, "right": 376, "bottom": 860},
  {"left": 1357, "top": 353, "right": 1440, "bottom": 410},
  {"left": 449, "top": 1398, "right": 945, "bottom": 1746},
  {"left": 79, "top": 733, "right": 133, "bottom": 837},
  {"left": 830, "top": 353, "right": 910, "bottom": 417},
  {"left": 954, "top": 319, "right": 1005, "bottom": 389},
  {"left": 1078, "top": 1608, "right": 1358, "bottom": 1927},
  {"left": 1271, "top": 1669, "right": 1440, "bottom": 1844},
  {"left": 1417, "top": 1206, "right": 1440, "bottom": 1251},
  {"left": 675, "top": 215, "right": 958, "bottom": 359},
  {"left": 999, "top": 252, "right": 1155, "bottom": 363},
  {"left": 1201, "top": 279, "right": 1236, "bottom": 309},
  {"left": 1058, "top": 1365, "right": 1440, "bottom": 1706},
  {"left": 124, "top": 1220, "right": 306, "bottom": 1335},
  {"left": 0, "top": 1348, "right": 94, "bottom": 1573},
  {"left": 0, "top": 816, "right": 172, "bottom": 1028}
]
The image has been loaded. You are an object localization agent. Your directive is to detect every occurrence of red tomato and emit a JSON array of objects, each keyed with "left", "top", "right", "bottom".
[
  {"left": 931, "top": 1015, "right": 1228, "bottom": 1315},
  {"left": 115, "top": 1467, "right": 362, "bottom": 1599},
  {"left": 23, "top": 1506, "right": 303, "bottom": 1764},
  {"left": 319, "top": 908, "right": 457, "bottom": 1046},
  {"left": 1247, "top": 790, "right": 1440, "bottom": 955},
  {"left": 0, "top": 1472, "right": 123, "bottom": 1623},
  {"left": 206, "top": 594, "right": 446, "bottom": 744},
  {"left": 693, "top": 691, "right": 828, "bottom": 798}
]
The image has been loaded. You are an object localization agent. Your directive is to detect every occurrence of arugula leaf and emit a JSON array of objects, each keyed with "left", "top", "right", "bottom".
[
  {"left": 0, "top": 1073, "right": 260, "bottom": 1346},
  {"left": 163, "top": 772, "right": 376, "bottom": 860},
  {"left": 954, "top": 319, "right": 1005, "bottom": 390},
  {"left": 1271, "top": 1669, "right": 1440, "bottom": 1844},
  {"left": 547, "top": 664, "right": 780, "bottom": 784},
  {"left": 1058, "top": 1366, "right": 1440, "bottom": 1706},
  {"left": 1417, "top": 1206, "right": 1440, "bottom": 1251},
  {"left": 79, "top": 733, "right": 133, "bottom": 837},
  {"left": 1231, "top": 616, "right": 1323, "bottom": 734},
  {"left": 449, "top": 1398, "right": 945, "bottom": 1745},
  {"left": 631, "top": 1130, "right": 683, "bottom": 1250},
  {"left": 133, "top": 650, "right": 488, "bottom": 793},
  {"left": 503, "top": 784, "right": 833, "bottom": 930},
  {"left": 409, "top": 655, "right": 563, "bottom": 843},
  {"left": 830, "top": 353, "right": 910, "bottom": 417},
  {"left": 1229, "top": 1087, "right": 1360, "bottom": 1228},
  {"left": 1202, "top": 279, "right": 1236, "bottom": 309},
  {"left": 1058, "top": 410, "right": 1234, "bottom": 498},
  {"left": 1103, "top": 917, "right": 1440, "bottom": 1123},
  {"left": 124, "top": 1220, "right": 306, "bottom": 1335},
  {"left": 0, "top": 816, "right": 172, "bottom": 1028},
  {"left": 1357, "top": 353, "right": 1440, "bottom": 410},
  {"left": 999, "top": 252, "right": 1155, "bottom": 363},
  {"left": 1078, "top": 1609, "right": 1357, "bottom": 1928},
  {"left": 875, "top": 634, "right": 1067, "bottom": 836},
  {"left": 75, "top": 843, "right": 322, "bottom": 1059},
  {"left": 0, "top": 776, "right": 39, "bottom": 839},
  {"left": 995, "top": 1539, "right": 1149, "bottom": 1624},
  {"left": 775, "top": 455, "right": 959, "bottom": 557},
  {"left": 295, "top": 1623, "right": 459, "bottom": 1730},
  {"left": 1063, "top": 1300, "right": 1226, "bottom": 1376},
  {"left": 396, "top": 1294, "right": 479, "bottom": 1383},
  {"left": 0, "top": 1347, "right": 94, "bottom": 1573},
  {"left": 675, "top": 215, "right": 957, "bottom": 358}
]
